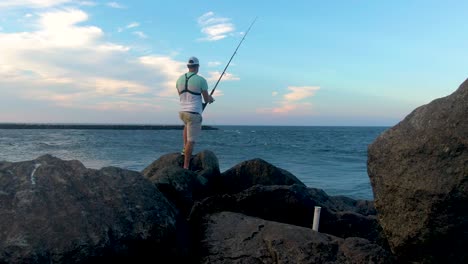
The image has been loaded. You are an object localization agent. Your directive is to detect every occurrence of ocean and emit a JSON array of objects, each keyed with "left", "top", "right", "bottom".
[{"left": 0, "top": 125, "right": 388, "bottom": 200}]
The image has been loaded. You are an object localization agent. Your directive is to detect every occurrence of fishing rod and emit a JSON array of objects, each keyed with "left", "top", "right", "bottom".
[{"left": 202, "top": 17, "right": 257, "bottom": 111}]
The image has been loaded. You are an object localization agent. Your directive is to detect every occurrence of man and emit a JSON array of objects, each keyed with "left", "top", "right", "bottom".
[{"left": 176, "top": 56, "right": 214, "bottom": 169}]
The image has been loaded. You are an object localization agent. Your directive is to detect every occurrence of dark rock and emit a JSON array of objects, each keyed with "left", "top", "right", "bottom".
[
  {"left": 190, "top": 150, "right": 221, "bottom": 181},
  {"left": 219, "top": 158, "right": 305, "bottom": 194},
  {"left": 189, "top": 184, "right": 386, "bottom": 246},
  {"left": 144, "top": 165, "right": 204, "bottom": 216},
  {"left": 141, "top": 152, "right": 183, "bottom": 176},
  {"left": 368, "top": 79, "right": 468, "bottom": 263},
  {"left": 0, "top": 155, "right": 182, "bottom": 263},
  {"left": 142, "top": 150, "right": 221, "bottom": 215},
  {"left": 198, "top": 211, "right": 395, "bottom": 264}
]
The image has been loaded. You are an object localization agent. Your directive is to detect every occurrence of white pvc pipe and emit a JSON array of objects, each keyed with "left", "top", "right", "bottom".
[{"left": 312, "top": 206, "right": 321, "bottom": 231}]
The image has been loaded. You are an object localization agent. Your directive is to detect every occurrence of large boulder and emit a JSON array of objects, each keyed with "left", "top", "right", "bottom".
[
  {"left": 0, "top": 155, "right": 182, "bottom": 263},
  {"left": 198, "top": 211, "right": 394, "bottom": 264},
  {"left": 141, "top": 152, "right": 183, "bottom": 176},
  {"left": 144, "top": 165, "right": 205, "bottom": 216},
  {"left": 190, "top": 150, "right": 221, "bottom": 182},
  {"left": 219, "top": 158, "right": 305, "bottom": 194},
  {"left": 142, "top": 150, "right": 220, "bottom": 215},
  {"left": 189, "top": 184, "right": 386, "bottom": 246},
  {"left": 368, "top": 79, "right": 468, "bottom": 263}
]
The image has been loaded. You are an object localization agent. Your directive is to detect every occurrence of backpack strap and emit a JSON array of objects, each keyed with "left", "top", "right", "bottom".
[{"left": 179, "top": 73, "right": 202, "bottom": 95}]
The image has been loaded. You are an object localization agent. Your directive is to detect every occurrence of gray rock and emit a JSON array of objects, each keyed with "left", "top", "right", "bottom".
[
  {"left": 144, "top": 165, "right": 204, "bottom": 216},
  {"left": 189, "top": 184, "right": 386, "bottom": 246},
  {"left": 368, "top": 79, "right": 468, "bottom": 263},
  {"left": 219, "top": 158, "right": 305, "bottom": 194},
  {"left": 142, "top": 150, "right": 221, "bottom": 215},
  {"left": 141, "top": 152, "right": 183, "bottom": 176},
  {"left": 0, "top": 154, "right": 180, "bottom": 263},
  {"left": 198, "top": 211, "right": 394, "bottom": 264},
  {"left": 190, "top": 150, "right": 221, "bottom": 182}
]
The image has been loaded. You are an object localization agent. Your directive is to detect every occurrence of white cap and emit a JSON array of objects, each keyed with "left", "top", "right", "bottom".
[{"left": 187, "top": 56, "right": 199, "bottom": 66}]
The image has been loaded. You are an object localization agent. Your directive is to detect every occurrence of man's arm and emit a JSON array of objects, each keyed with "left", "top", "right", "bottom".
[{"left": 202, "top": 90, "right": 214, "bottom": 104}]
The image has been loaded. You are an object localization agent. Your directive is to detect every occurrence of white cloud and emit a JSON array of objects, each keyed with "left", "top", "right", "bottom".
[
  {"left": 0, "top": 0, "right": 72, "bottom": 9},
  {"left": 139, "top": 55, "right": 186, "bottom": 97},
  {"left": 133, "top": 31, "right": 147, "bottom": 39},
  {"left": 257, "top": 86, "right": 320, "bottom": 114},
  {"left": 0, "top": 8, "right": 187, "bottom": 115},
  {"left": 197, "top": 12, "right": 235, "bottom": 41},
  {"left": 77, "top": 1, "right": 97, "bottom": 6},
  {"left": 208, "top": 61, "right": 222, "bottom": 67},
  {"left": 36, "top": 9, "right": 102, "bottom": 48},
  {"left": 126, "top": 22, "right": 139, "bottom": 29},
  {"left": 207, "top": 71, "right": 240, "bottom": 82},
  {"left": 107, "top": 2, "right": 124, "bottom": 9},
  {"left": 284, "top": 86, "right": 319, "bottom": 101}
]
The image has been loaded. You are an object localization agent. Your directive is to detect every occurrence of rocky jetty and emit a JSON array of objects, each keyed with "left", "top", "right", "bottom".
[
  {"left": 1, "top": 79, "right": 466, "bottom": 263},
  {"left": 0, "top": 152, "right": 389, "bottom": 263}
]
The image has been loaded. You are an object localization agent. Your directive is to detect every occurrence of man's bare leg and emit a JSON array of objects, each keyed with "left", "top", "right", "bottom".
[
  {"left": 184, "top": 141, "right": 194, "bottom": 169},
  {"left": 183, "top": 126, "right": 187, "bottom": 147}
]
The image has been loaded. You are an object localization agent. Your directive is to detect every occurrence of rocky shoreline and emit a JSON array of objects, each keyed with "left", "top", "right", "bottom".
[
  {"left": 0, "top": 153, "right": 393, "bottom": 263},
  {"left": 0, "top": 79, "right": 466, "bottom": 263}
]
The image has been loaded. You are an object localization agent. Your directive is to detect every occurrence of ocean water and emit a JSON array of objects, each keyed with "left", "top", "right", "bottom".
[{"left": 0, "top": 126, "right": 388, "bottom": 200}]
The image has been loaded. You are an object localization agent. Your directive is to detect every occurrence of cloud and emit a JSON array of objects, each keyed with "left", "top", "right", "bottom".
[
  {"left": 0, "top": 0, "right": 72, "bottom": 9},
  {"left": 197, "top": 12, "right": 235, "bottom": 41},
  {"left": 284, "top": 86, "right": 319, "bottom": 101},
  {"left": 207, "top": 71, "right": 240, "bottom": 82},
  {"left": 0, "top": 8, "right": 186, "bottom": 115},
  {"left": 107, "top": 2, "right": 124, "bottom": 9},
  {"left": 133, "top": 31, "right": 147, "bottom": 39},
  {"left": 126, "top": 22, "right": 139, "bottom": 29},
  {"left": 257, "top": 86, "right": 320, "bottom": 114},
  {"left": 78, "top": 1, "right": 97, "bottom": 6},
  {"left": 208, "top": 61, "right": 222, "bottom": 67},
  {"left": 212, "top": 90, "right": 224, "bottom": 97},
  {"left": 139, "top": 55, "right": 186, "bottom": 97},
  {"left": 35, "top": 8, "right": 103, "bottom": 47}
]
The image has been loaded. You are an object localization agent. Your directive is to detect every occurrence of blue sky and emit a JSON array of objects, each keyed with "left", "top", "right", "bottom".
[{"left": 0, "top": 0, "right": 467, "bottom": 126}]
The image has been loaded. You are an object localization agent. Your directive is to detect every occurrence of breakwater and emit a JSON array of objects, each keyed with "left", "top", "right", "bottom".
[{"left": 0, "top": 123, "right": 218, "bottom": 130}]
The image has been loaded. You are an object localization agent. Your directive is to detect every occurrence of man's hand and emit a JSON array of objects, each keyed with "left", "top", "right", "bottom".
[{"left": 208, "top": 96, "right": 215, "bottom": 104}]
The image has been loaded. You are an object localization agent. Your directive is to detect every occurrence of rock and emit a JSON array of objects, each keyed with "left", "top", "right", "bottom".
[
  {"left": 198, "top": 211, "right": 395, "bottom": 264},
  {"left": 190, "top": 150, "right": 221, "bottom": 181},
  {"left": 144, "top": 165, "right": 204, "bottom": 216},
  {"left": 0, "top": 155, "right": 182, "bottom": 263},
  {"left": 142, "top": 150, "right": 221, "bottom": 215},
  {"left": 189, "top": 184, "right": 386, "bottom": 246},
  {"left": 219, "top": 158, "right": 305, "bottom": 194},
  {"left": 141, "top": 152, "right": 183, "bottom": 176},
  {"left": 368, "top": 79, "right": 468, "bottom": 263}
]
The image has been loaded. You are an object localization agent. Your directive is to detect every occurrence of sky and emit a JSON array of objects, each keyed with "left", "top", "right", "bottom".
[{"left": 0, "top": 0, "right": 467, "bottom": 126}]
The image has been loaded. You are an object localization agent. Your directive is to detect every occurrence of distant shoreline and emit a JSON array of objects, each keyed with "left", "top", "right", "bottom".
[{"left": 0, "top": 124, "right": 218, "bottom": 130}]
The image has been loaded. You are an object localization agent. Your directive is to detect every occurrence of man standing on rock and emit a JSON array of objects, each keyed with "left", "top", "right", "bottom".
[{"left": 176, "top": 56, "right": 214, "bottom": 169}]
